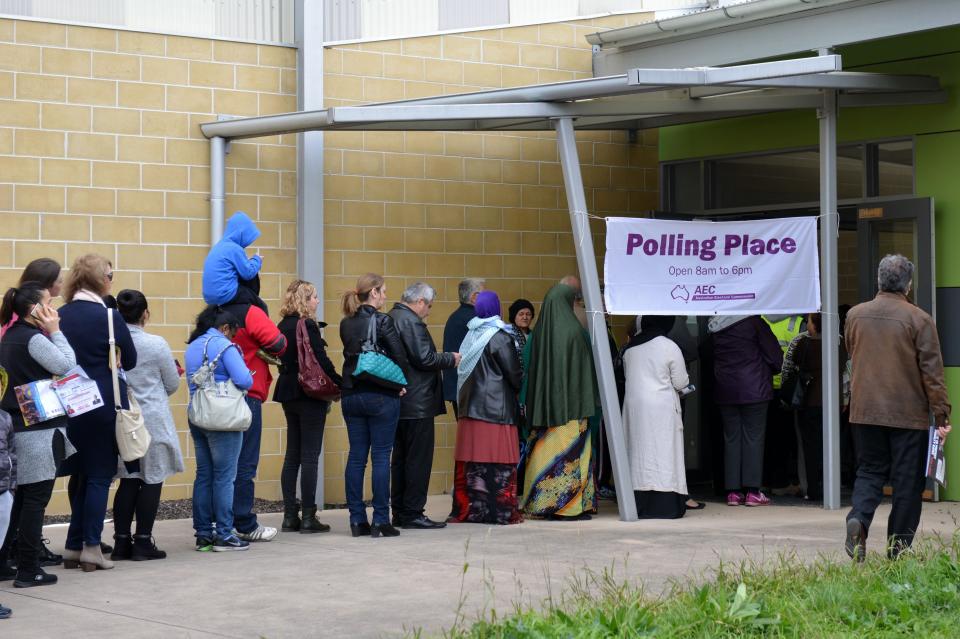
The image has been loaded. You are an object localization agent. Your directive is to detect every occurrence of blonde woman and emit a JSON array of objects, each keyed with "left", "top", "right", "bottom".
[
  {"left": 59, "top": 254, "right": 136, "bottom": 571},
  {"left": 339, "top": 273, "right": 410, "bottom": 538},
  {"left": 274, "top": 280, "right": 342, "bottom": 534}
]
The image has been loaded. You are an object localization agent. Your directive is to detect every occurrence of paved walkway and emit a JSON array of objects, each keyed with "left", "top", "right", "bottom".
[{"left": 3, "top": 496, "right": 959, "bottom": 638}]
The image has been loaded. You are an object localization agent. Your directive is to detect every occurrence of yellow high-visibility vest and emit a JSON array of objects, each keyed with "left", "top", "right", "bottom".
[{"left": 764, "top": 315, "right": 804, "bottom": 389}]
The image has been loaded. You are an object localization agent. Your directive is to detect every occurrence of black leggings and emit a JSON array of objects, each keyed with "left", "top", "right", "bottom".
[
  {"left": 112, "top": 479, "right": 163, "bottom": 537},
  {"left": 280, "top": 399, "right": 327, "bottom": 509},
  {"left": 0, "top": 479, "right": 55, "bottom": 574}
]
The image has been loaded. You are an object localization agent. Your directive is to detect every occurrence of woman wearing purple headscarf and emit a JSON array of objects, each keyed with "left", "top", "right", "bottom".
[{"left": 447, "top": 292, "right": 524, "bottom": 525}]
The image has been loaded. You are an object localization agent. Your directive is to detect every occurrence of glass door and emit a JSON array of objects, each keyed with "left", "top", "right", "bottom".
[{"left": 857, "top": 198, "right": 935, "bottom": 315}]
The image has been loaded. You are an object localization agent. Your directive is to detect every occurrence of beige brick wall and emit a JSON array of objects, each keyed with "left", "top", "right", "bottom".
[
  {"left": 0, "top": 19, "right": 299, "bottom": 514},
  {"left": 321, "top": 13, "right": 659, "bottom": 503},
  {"left": 0, "top": 12, "right": 660, "bottom": 514}
]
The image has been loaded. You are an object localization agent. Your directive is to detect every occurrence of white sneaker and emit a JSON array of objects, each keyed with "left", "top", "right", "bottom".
[{"left": 235, "top": 524, "right": 278, "bottom": 542}]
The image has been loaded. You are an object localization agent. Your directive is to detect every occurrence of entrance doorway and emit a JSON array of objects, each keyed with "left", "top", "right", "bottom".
[{"left": 660, "top": 197, "right": 934, "bottom": 499}]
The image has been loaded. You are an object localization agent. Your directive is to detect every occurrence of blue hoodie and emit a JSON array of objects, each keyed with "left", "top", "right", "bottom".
[{"left": 202, "top": 212, "right": 263, "bottom": 305}]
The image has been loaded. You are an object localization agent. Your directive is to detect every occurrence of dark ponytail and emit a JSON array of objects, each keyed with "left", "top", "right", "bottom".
[
  {"left": 0, "top": 282, "right": 47, "bottom": 326},
  {"left": 188, "top": 305, "right": 240, "bottom": 344},
  {"left": 117, "top": 289, "right": 148, "bottom": 325}
]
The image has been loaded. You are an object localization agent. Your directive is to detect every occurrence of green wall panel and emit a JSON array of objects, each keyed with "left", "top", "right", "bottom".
[
  {"left": 661, "top": 28, "right": 960, "bottom": 162},
  {"left": 942, "top": 368, "right": 960, "bottom": 501},
  {"left": 917, "top": 132, "right": 960, "bottom": 287}
]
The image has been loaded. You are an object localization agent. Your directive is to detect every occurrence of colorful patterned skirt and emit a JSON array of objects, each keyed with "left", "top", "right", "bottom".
[
  {"left": 448, "top": 419, "right": 523, "bottom": 525},
  {"left": 521, "top": 419, "right": 597, "bottom": 518}
]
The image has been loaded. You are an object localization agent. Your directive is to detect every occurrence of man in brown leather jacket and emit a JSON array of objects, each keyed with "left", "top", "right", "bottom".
[{"left": 845, "top": 254, "right": 951, "bottom": 561}]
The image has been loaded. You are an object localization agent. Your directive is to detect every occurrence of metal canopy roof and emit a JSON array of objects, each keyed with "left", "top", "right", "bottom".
[{"left": 199, "top": 54, "right": 944, "bottom": 140}]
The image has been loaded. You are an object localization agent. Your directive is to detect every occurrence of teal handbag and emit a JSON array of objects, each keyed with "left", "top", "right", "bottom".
[{"left": 353, "top": 316, "right": 407, "bottom": 391}]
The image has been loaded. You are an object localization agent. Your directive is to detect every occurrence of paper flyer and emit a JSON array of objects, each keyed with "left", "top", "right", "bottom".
[
  {"left": 14, "top": 378, "right": 67, "bottom": 426},
  {"left": 51, "top": 367, "right": 104, "bottom": 418},
  {"left": 926, "top": 426, "right": 947, "bottom": 488}
]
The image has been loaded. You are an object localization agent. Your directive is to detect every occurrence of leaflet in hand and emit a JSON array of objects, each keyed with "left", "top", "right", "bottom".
[
  {"left": 926, "top": 426, "right": 947, "bottom": 488},
  {"left": 14, "top": 379, "right": 67, "bottom": 426},
  {"left": 51, "top": 367, "right": 104, "bottom": 418}
]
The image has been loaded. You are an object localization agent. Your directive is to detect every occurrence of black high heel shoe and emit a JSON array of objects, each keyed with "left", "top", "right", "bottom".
[
  {"left": 370, "top": 523, "right": 400, "bottom": 538},
  {"left": 350, "top": 522, "right": 371, "bottom": 537}
]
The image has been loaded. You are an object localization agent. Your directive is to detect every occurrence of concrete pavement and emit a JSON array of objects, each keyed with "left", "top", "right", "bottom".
[{"left": 3, "top": 496, "right": 959, "bottom": 638}]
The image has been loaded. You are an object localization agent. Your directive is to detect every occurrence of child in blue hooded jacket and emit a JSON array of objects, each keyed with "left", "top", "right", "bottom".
[{"left": 202, "top": 212, "right": 263, "bottom": 306}]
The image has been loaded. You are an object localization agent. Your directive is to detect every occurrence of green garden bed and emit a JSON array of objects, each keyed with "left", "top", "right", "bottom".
[{"left": 434, "top": 536, "right": 960, "bottom": 638}]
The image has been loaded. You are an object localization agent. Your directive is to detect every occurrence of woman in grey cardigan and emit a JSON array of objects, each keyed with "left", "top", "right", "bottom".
[
  {"left": 111, "top": 290, "right": 184, "bottom": 561},
  {"left": 0, "top": 282, "right": 77, "bottom": 586}
]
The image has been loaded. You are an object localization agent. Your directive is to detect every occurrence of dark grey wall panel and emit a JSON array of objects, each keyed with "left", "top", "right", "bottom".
[{"left": 936, "top": 287, "right": 960, "bottom": 366}]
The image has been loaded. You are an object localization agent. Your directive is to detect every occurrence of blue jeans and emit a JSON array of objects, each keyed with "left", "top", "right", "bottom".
[
  {"left": 343, "top": 392, "right": 400, "bottom": 525},
  {"left": 66, "top": 475, "right": 112, "bottom": 548},
  {"left": 233, "top": 397, "right": 262, "bottom": 534},
  {"left": 191, "top": 424, "right": 243, "bottom": 539}
]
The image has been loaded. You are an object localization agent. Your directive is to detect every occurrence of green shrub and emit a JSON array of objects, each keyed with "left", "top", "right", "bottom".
[{"left": 433, "top": 535, "right": 960, "bottom": 638}]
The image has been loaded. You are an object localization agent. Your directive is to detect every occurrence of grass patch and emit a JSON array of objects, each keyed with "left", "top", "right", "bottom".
[{"left": 435, "top": 535, "right": 960, "bottom": 638}]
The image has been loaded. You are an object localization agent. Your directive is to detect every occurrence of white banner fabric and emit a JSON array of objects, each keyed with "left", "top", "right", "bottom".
[{"left": 604, "top": 216, "right": 821, "bottom": 316}]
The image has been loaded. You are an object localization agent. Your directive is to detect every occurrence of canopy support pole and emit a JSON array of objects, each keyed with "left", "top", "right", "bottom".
[
  {"left": 295, "top": 0, "right": 326, "bottom": 510},
  {"left": 210, "top": 135, "right": 226, "bottom": 245},
  {"left": 819, "top": 89, "right": 842, "bottom": 510},
  {"left": 554, "top": 117, "right": 638, "bottom": 522}
]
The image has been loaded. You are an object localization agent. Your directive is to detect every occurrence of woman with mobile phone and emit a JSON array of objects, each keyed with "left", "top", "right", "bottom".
[
  {"left": 110, "top": 290, "right": 183, "bottom": 561},
  {"left": 0, "top": 283, "right": 77, "bottom": 587},
  {"left": 1, "top": 258, "right": 63, "bottom": 338}
]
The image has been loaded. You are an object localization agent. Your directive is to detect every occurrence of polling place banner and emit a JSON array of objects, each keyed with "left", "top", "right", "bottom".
[{"left": 604, "top": 216, "right": 820, "bottom": 316}]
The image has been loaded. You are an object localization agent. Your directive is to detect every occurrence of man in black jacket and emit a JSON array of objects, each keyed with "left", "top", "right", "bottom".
[
  {"left": 442, "top": 278, "right": 484, "bottom": 417},
  {"left": 389, "top": 283, "right": 461, "bottom": 529}
]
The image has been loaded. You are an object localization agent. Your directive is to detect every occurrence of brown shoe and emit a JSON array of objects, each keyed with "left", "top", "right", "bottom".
[
  {"left": 62, "top": 548, "right": 81, "bottom": 570},
  {"left": 79, "top": 544, "right": 114, "bottom": 572}
]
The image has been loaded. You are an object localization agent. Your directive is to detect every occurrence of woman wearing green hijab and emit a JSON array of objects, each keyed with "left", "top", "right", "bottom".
[{"left": 520, "top": 283, "right": 599, "bottom": 519}]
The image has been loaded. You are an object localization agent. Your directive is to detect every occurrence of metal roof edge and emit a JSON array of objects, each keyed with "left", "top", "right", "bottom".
[{"left": 584, "top": 0, "right": 868, "bottom": 48}]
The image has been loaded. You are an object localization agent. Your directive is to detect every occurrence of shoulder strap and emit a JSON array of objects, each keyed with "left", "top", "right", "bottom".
[
  {"left": 200, "top": 336, "right": 214, "bottom": 365},
  {"left": 108, "top": 309, "right": 122, "bottom": 410},
  {"left": 367, "top": 315, "right": 378, "bottom": 343},
  {"left": 208, "top": 338, "right": 237, "bottom": 369}
]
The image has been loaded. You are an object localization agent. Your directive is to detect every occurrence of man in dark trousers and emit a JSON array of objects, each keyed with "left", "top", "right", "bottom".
[
  {"left": 442, "top": 278, "right": 484, "bottom": 417},
  {"left": 389, "top": 283, "right": 460, "bottom": 529},
  {"left": 845, "top": 254, "right": 951, "bottom": 561},
  {"left": 222, "top": 274, "right": 287, "bottom": 543}
]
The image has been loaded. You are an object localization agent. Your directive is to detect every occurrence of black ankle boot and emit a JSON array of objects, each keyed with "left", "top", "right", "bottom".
[
  {"left": 131, "top": 535, "right": 166, "bottom": 561},
  {"left": 300, "top": 506, "right": 330, "bottom": 534},
  {"left": 281, "top": 505, "right": 301, "bottom": 532},
  {"left": 110, "top": 534, "right": 132, "bottom": 561},
  {"left": 370, "top": 523, "right": 400, "bottom": 538},
  {"left": 350, "top": 522, "right": 371, "bottom": 537}
]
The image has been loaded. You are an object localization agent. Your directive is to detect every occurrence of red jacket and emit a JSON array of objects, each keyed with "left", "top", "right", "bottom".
[{"left": 225, "top": 303, "right": 287, "bottom": 402}]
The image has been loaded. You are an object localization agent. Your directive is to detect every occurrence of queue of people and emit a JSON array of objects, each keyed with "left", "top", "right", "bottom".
[{"left": 0, "top": 230, "right": 951, "bottom": 622}]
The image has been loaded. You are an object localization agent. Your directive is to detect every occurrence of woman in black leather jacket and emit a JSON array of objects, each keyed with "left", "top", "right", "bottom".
[
  {"left": 339, "top": 273, "right": 409, "bottom": 538},
  {"left": 447, "top": 291, "right": 524, "bottom": 525}
]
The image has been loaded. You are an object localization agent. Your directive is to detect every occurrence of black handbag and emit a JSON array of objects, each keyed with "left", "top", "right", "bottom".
[{"left": 781, "top": 337, "right": 813, "bottom": 410}]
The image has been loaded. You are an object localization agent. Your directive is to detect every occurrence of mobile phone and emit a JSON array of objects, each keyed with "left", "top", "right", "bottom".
[
  {"left": 175, "top": 359, "right": 184, "bottom": 376},
  {"left": 30, "top": 304, "right": 42, "bottom": 319}
]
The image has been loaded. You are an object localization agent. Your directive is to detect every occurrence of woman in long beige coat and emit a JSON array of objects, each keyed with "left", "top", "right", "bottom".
[{"left": 621, "top": 315, "right": 690, "bottom": 519}]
